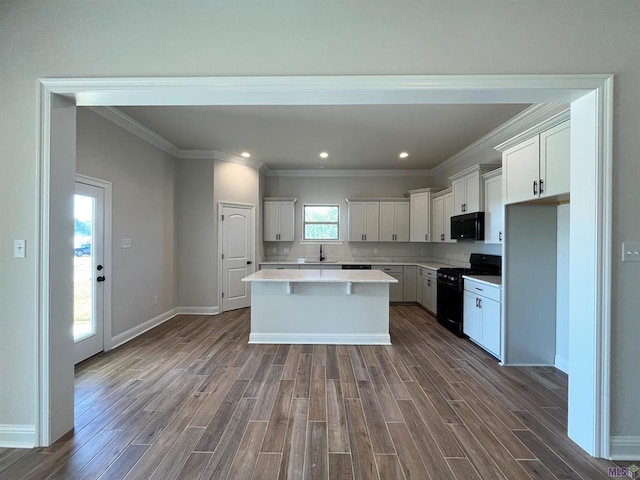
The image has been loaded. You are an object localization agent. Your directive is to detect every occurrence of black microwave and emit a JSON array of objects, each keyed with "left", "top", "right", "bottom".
[{"left": 451, "top": 212, "right": 485, "bottom": 241}]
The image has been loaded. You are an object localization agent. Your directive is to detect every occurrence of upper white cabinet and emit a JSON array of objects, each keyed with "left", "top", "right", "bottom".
[
  {"left": 264, "top": 197, "right": 296, "bottom": 241},
  {"left": 483, "top": 169, "right": 503, "bottom": 244},
  {"left": 409, "top": 187, "right": 442, "bottom": 242},
  {"left": 500, "top": 119, "right": 570, "bottom": 205},
  {"left": 380, "top": 201, "right": 410, "bottom": 242},
  {"left": 449, "top": 165, "right": 497, "bottom": 214},
  {"left": 347, "top": 201, "right": 379, "bottom": 242},
  {"left": 431, "top": 188, "right": 455, "bottom": 243}
]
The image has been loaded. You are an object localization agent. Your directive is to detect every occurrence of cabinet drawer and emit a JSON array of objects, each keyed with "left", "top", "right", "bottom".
[
  {"left": 420, "top": 267, "right": 437, "bottom": 279},
  {"left": 464, "top": 278, "right": 500, "bottom": 302}
]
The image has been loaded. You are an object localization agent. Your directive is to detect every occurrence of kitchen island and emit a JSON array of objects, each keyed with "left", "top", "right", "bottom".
[{"left": 241, "top": 269, "right": 397, "bottom": 344}]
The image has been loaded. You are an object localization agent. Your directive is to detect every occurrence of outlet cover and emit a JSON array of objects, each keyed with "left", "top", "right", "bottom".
[{"left": 622, "top": 242, "right": 640, "bottom": 262}]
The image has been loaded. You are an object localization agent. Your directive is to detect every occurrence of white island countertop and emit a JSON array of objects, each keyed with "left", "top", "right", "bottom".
[{"left": 243, "top": 269, "right": 398, "bottom": 283}]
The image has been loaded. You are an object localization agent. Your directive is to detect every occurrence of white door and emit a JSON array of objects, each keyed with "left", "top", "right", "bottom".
[
  {"left": 379, "top": 202, "right": 395, "bottom": 241},
  {"left": 394, "top": 203, "right": 410, "bottom": 241},
  {"left": 74, "top": 181, "right": 105, "bottom": 364},
  {"left": 503, "top": 135, "right": 540, "bottom": 204},
  {"left": 431, "top": 195, "right": 444, "bottom": 243},
  {"left": 221, "top": 204, "right": 254, "bottom": 312}
]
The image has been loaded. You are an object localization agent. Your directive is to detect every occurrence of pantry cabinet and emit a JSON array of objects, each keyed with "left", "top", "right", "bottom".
[
  {"left": 264, "top": 198, "right": 296, "bottom": 241},
  {"left": 379, "top": 201, "right": 410, "bottom": 242},
  {"left": 500, "top": 119, "right": 570, "bottom": 205}
]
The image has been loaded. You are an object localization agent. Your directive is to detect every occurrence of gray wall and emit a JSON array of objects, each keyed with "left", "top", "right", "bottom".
[
  {"left": 177, "top": 159, "right": 216, "bottom": 308},
  {"left": 556, "top": 204, "right": 570, "bottom": 372},
  {"left": 77, "top": 108, "right": 179, "bottom": 337},
  {"left": 1, "top": 0, "right": 639, "bottom": 444}
]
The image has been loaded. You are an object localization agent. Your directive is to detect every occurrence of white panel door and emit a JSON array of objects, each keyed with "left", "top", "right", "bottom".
[
  {"left": 463, "top": 291, "right": 481, "bottom": 340},
  {"left": 264, "top": 201, "right": 278, "bottom": 241},
  {"left": 484, "top": 175, "right": 503, "bottom": 244},
  {"left": 222, "top": 204, "right": 254, "bottom": 312},
  {"left": 481, "top": 297, "right": 501, "bottom": 357},
  {"left": 348, "top": 202, "right": 364, "bottom": 241},
  {"left": 364, "top": 202, "right": 379, "bottom": 241},
  {"left": 278, "top": 201, "right": 295, "bottom": 241},
  {"left": 74, "top": 180, "right": 105, "bottom": 364},
  {"left": 465, "top": 171, "right": 481, "bottom": 213},
  {"left": 379, "top": 202, "right": 395, "bottom": 241},
  {"left": 410, "top": 192, "right": 428, "bottom": 242},
  {"left": 452, "top": 177, "right": 466, "bottom": 215}
]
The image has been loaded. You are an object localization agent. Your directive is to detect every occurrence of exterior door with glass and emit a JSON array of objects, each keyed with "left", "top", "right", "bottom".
[{"left": 74, "top": 179, "right": 106, "bottom": 364}]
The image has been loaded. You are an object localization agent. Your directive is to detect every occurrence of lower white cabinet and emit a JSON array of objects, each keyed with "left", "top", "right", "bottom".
[
  {"left": 373, "top": 265, "right": 404, "bottom": 302},
  {"left": 463, "top": 278, "right": 501, "bottom": 358},
  {"left": 403, "top": 265, "right": 417, "bottom": 302},
  {"left": 417, "top": 267, "right": 437, "bottom": 314}
]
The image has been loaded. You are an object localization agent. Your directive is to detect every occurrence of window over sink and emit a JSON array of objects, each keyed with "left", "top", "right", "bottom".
[{"left": 303, "top": 204, "right": 339, "bottom": 240}]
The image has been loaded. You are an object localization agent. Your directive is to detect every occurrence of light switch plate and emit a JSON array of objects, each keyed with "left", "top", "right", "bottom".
[
  {"left": 121, "top": 238, "right": 132, "bottom": 249},
  {"left": 14, "top": 239, "right": 26, "bottom": 258},
  {"left": 622, "top": 242, "right": 640, "bottom": 262}
]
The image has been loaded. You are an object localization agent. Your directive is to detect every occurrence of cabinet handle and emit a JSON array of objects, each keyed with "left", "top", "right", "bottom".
[
  {"left": 539, "top": 178, "right": 544, "bottom": 194},
  {"left": 476, "top": 298, "right": 479, "bottom": 307},
  {"left": 425, "top": 233, "right": 427, "bottom": 241},
  {"left": 427, "top": 279, "right": 431, "bottom": 286},
  {"left": 533, "top": 180, "right": 538, "bottom": 195},
  {"left": 499, "top": 231, "right": 502, "bottom": 242},
  {"left": 479, "top": 298, "right": 482, "bottom": 308},
  {"left": 441, "top": 234, "right": 444, "bottom": 241},
  {"left": 364, "top": 234, "right": 367, "bottom": 241}
]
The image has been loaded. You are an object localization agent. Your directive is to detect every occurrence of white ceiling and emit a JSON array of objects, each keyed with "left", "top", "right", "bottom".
[{"left": 117, "top": 104, "right": 530, "bottom": 170}]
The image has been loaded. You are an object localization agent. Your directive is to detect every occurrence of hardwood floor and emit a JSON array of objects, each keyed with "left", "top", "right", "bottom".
[{"left": 0, "top": 306, "right": 622, "bottom": 479}]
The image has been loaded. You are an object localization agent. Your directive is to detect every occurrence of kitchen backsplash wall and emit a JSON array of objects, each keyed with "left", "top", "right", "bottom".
[
  {"left": 431, "top": 242, "right": 502, "bottom": 267},
  {"left": 264, "top": 241, "right": 434, "bottom": 263}
]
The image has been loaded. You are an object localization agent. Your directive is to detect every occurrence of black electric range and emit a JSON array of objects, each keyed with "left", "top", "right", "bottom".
[{"left": 436, "top": 254, "right": 501, "bottom": 336}]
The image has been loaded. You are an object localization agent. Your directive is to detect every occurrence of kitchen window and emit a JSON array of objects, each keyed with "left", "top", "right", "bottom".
[{"left": 303, "top": 205, "right": 339, "bottom": 240}]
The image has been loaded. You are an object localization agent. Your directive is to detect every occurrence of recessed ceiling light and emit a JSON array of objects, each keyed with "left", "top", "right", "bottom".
[
  {"left": 399, "top": 152, "right": 409, "bottom": 158},
  {"left": 319, "top": 152, "right": 329, "bottom": 159},
  {"left": 241, "top": 152, "right": 251, "bottom": 158}
]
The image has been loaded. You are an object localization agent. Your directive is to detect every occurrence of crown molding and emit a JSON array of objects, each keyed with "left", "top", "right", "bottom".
[
  {"left": 429, "top": 103, "right": 569, "bottom": 176},
  {"left": 88, "top": 106, "right": 182, "bottom": 157},
  {"left": 267, "top": 169, "right": 433, "bottom": 178}
]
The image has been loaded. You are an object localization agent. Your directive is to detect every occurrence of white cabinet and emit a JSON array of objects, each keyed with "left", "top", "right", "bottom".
[
  {"left": 261, "top": 264, "right": 300, "bottom": 270},
  {"left": 403, "top": 265, "right": 417, "bottom": 302},
  {"left": 483, "top": 169, "right": 503, "bottom": 244},
  {"left": 431, "top": 188, "right": 455, "bottom": 243},
  {"left": 373, "top": 265, "right": 404, "bottom": 302},
  {"left": 347, "top": 201, "right": 379, "bottom": 242},
  {"left": 264, "top": 198, "right": 296, "bottom": 241},
  {"left": 409, "top": 188, "right": 442, "bottom": 242},
  {"left": 501, "top": 119, "right": 570, "bottom": 205},
  {"left": 380, "top": 201, "right": 409, "bottom": 242},
  {"left": 463, "top": 278, "right": 501, "bottom": 358},
  {"left": 417, "top": 267, "right": 437, "bottom": 314},
  {"left": 449, "top": 165, "right": 496, "bottom": 215}
]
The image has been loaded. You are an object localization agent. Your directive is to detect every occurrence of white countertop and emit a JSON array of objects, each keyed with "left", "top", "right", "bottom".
[
  {"left": 463, "top": 274, "right": 502, "bottom": 287},
  {"left": 243, "top": 269, "right": 398, "bottom": 283}
]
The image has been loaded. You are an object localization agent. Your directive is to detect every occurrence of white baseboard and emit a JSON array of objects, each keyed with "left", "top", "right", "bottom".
[
  {"left": 609, "top": 436, "right": 640, "bottom": 460},
  {"left": 0, "top": 424, "right": 36, "bottom": 448},
  {"left": 249, "top": 333, "right": 391, "bottom": 345},
  {"left": 554, "top": 354, "right": 569, "bottom": 374},
  {"left": 111, "top": 307, "right": 179, "bottom": 349},
  {"left": 175, "top": 306, "right": 219, "bottom": 315}
]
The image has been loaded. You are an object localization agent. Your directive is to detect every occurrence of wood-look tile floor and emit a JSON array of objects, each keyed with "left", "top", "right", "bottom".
[{"left": 0, "top": 306, "right": 624, "bottom": 479}]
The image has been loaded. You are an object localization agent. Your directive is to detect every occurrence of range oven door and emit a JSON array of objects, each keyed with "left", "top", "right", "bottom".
[{"left": 436, "top": 278, "right": 464, "bottom": 337}]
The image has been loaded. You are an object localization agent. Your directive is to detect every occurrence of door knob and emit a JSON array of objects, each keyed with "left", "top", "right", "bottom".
[
  {"left": 97, "top": 276, "right": 106, "bottom": 282},
  {"left": 247, "top": 261, "right": 252, "bottom": 265},
  {"left": 97, "top": 264, "right": 104, "bottom": 271}
]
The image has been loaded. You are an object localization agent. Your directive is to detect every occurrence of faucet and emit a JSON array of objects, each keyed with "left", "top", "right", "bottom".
[{"left": 319, "top": 244, "right": 326, "bottom": 262}]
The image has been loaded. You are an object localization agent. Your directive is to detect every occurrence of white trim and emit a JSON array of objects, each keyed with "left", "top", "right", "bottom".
[
  {"left": 35, "top": 74, "right": 613, "bottom": 454},
  {"left": 248, "top": 333, "right": 391, "bottom": 345},
  {"left": 88, "top": 106, "right": 182, "bottom": 158},
  {"left": 268, "top": 169, "right": 432, "bottom": 178},
  {"left": 0, "top": 424, "right": 36, "bottom": 448},
  {"left": 175, "top": 306, "right": 220, "bottom": 315},
  {"left": 494, "top": 109, "right": 571, "bottom": 152},
  {"left": 75, "top": 174, "right": 113, "bottom": 352},
  {"left": 110, "top": 308, "right": 179, "bottom": 349},
  {"left": 500, "top": 363, "right": 556, "bottom": 367},
  {"left": 298, "top": 240, "right": 344, "bottom": 245},
  {"left": 609, "top": 437, "right": 640, "bottom": 460},
  {"left": 210, "top": 150, "right": 264, "bottom": 170},
  {"left": 554, "top": 355, "right": 569, "bottom": 374}
]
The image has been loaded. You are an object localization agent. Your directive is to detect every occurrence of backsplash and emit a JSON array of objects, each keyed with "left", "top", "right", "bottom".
[
  {"left": 263, "top": 241, "right": 434, "bottom": 263},
  {"left": 263, "top": 240, "right": 502, "bottom": 267}
]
